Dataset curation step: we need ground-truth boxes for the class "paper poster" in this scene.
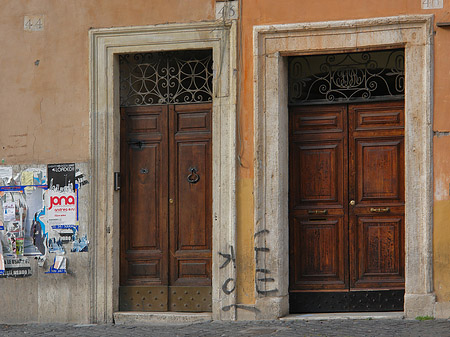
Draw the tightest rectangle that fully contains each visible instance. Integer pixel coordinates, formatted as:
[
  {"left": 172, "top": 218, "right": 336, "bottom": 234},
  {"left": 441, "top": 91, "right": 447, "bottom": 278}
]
[
  {"left": 21, "top": 171, "right": 34, "bottom": 193},
  {"left": 25, "top": 168, "right": 47, "bottom": 185},
  {"left": 24, "top": 188, "right": 46, "bottom": 256},
  {"left": 0, "top": 253, "right": 4, "bottom": 275},
  {"left": 72, "top": 234, "right": 89, "bottom": 252},
  {"left": 0, "top": 166, "right": 12, "bottom": 181},
  {"left": 0, "top": 238, "right": 4, "bottom": 275},
  {"left": 48, "top": 163, "right": 75, "bottom": 192},
  {"left": 3, "top": 202, "right": 15, "bottom": 222},
  {"left": 1, "top": 256, "right": 32, "bottom": 277},
  {"left": 46, "top": 256, "right": 67, "bottom": 274},
  {"left": 46, "top": 190, "right": 77, "bottom": 226},
  {"left": 54, "top": 256, "right": 66, "bottom": 270}
]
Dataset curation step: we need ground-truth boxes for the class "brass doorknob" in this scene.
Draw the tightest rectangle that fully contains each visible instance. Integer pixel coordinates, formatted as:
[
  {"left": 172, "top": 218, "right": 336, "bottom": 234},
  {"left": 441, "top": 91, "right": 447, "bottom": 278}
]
[
  {"left": 169, "top": 198, "right": 174, "bottom": 204},
  {"left": 349, "top": 200, "right": 356, "bottom": 206}
]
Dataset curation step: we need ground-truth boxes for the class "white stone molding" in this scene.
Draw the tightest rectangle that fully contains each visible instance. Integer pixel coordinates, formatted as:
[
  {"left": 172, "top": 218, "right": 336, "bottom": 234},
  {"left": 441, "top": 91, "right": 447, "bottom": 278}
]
[
  {"left": 253, "top": 15, "right": 434, "bottom": 318},
  {"left": 90, "top": 21, "right": 237, "bottom": 322}
]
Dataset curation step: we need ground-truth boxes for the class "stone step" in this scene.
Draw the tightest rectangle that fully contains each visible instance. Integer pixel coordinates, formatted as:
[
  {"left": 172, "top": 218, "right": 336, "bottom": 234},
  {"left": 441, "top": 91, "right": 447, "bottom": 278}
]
[{"left": 113, "top": 312, "right": 212, "bottom": 325}]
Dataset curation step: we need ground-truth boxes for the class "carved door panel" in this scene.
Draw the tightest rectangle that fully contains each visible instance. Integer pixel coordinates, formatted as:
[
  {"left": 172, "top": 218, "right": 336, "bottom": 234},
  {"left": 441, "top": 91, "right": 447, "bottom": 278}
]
[
  {"left": 289, "top": 102, "right": 404, "bottom": 313},
  {"left": 169, "top": 104, "right": 212, "bottom": 288},
  {"left": 348, "top": 102, "right": 405, "bottom": 290},
  {"left": 120, "top": 105, "right": 169, "bottom": 288},
  {"left": 289, "top": 105, "right": 349, "bottom": 291},
  {"left": 120, "top": 103, "right": 212, "bottom": 312}
]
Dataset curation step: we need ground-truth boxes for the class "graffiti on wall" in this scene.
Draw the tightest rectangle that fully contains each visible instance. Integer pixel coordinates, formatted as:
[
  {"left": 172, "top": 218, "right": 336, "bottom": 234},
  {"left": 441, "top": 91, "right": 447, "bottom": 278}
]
[
  {"left": 254, "top": 229, "right": 278, "bottom": 296},
  {"left": 218, "top": 245, "right": 260, "bottom": 314},
  {"left": 0, "top": 164, "right": 89, "bottom": 277}
]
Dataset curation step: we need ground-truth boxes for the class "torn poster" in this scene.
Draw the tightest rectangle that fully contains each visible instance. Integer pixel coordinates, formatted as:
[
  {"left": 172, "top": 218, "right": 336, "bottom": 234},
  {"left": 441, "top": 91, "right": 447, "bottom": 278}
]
[
  {"left": 45, "top": 255, "right": 66, "bottom": 274},
  {"left": 3, "top": 201, "right": 15, "bottom": 222},
  {"left": 45, "top": 190, "right": 77, "bottom": 226},
  {"left": 0, "top": 253, "right": 4, "bottom": 275},
  {"left": 47, "top": 238, "right": 65, "bottom": 254},
  {"left": 1, "top": 191, "right": 27, "bottom": 257},
  {"left": 21, "top": 171, "right": 34, "bottom": 193},
  {"left": 0, "top": 238, "right": 4, "bottom": 275},
  {"left": 23, "top": 168, "right": 47, "bottom": 186},
  {"left": 75, "top": 169, "right": 89, "bottom": 188},
  {"left": 71, "top": 234, "right": 89, "bottom": 252},
  {"left": 24, "top": 188, "right": 46, "bottom": 256},
  {"left": 0, "top": 256, "right": 32, "bottom": 277},
  {"left": 48, "top": 163, "right": 75, "bottom": 192},
  {"left": 0, "top": 166, "right": 12, "bottom": 183}
]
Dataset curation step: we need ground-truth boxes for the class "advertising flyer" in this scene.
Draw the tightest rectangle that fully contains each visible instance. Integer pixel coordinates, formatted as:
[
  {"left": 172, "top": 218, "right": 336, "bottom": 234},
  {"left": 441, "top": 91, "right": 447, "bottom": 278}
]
[
  {"left": 47, "top": 163, "right": 75, "bottom": 192},
  {"left": 46, "top": 190, "right": 77, "bottom": 226}
]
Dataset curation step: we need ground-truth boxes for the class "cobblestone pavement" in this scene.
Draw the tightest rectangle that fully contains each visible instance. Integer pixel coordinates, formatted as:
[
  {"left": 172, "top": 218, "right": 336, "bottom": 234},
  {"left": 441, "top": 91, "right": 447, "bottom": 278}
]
[{"left": 1, "top": 319, "right": 450, "bottom": 337}]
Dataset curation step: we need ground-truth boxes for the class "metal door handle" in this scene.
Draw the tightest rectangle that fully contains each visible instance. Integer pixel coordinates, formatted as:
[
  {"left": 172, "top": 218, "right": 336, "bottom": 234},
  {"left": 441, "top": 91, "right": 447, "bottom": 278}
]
[
  {"left": 307, "top": 210, "right": 328, "bottom": 215},
  {"left": 169, "top": 198, "right": 174, "bottom": 204},
  {"left": 128, "top": 140, "right": 144, "bottom": 149},
  {"left": 349, "top": 200, "right": 356, "bottom": 206},
  {"left": 370, "top": 207, "right": 390, "bottom": 213},
  {"left": 114, "top": 172, "right": 120, "bottom": 191},
  {"left": 187, "top": 167, "right": 200, "bottom": 184}
]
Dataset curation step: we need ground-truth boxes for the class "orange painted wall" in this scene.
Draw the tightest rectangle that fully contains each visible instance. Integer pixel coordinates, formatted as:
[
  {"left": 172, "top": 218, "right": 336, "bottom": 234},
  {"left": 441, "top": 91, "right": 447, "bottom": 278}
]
[{"left": 236, "top": 0, "right": 450, "bottom": 304}]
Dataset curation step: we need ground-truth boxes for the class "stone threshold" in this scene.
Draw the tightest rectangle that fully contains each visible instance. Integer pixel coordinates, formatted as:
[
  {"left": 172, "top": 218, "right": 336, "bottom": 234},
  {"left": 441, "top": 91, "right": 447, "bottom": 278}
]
[
  {"left": 280, "top": 312, "right": 404, "bottom": 321},
  {"left": 113, "top": 312, "right": 212, "bottom": 325}
]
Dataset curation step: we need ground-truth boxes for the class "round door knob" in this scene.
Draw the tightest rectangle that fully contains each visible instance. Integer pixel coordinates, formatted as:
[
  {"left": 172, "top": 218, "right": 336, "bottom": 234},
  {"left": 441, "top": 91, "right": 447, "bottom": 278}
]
[
  {"left": 349, "top": 200, "right": 356, "bottom": 206},
  {"left": 169, "top": 198, "right": 174, "bottom": 204}
]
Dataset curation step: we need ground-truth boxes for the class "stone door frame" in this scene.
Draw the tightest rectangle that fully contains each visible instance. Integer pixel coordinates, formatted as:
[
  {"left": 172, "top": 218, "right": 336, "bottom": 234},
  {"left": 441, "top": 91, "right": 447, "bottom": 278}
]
[
  {"left": 90, "top": 21, "right": 238, "bottom": 322},
  {"left": 253, "top": 15, "right": 434, "bottom": 318}
]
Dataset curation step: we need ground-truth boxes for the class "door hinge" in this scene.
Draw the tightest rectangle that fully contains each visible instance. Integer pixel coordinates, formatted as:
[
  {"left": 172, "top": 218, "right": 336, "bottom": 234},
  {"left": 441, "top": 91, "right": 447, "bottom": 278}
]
[{"left": 114, "top": 172, "right": 120, "bottom": 191}]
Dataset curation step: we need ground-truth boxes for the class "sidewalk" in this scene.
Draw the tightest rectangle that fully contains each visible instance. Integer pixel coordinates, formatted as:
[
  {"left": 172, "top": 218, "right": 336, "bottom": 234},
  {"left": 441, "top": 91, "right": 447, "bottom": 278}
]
[{"left": 1, "top": 317, "right": 450, "bottom": 337}]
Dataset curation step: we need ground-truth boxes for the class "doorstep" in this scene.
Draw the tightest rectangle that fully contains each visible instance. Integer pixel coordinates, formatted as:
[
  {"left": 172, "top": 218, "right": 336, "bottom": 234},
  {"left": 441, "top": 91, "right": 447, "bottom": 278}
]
[
  {"left": 280, "top": 312, "right": 404, "bottom": 321},
  {"left": 114, "top": 312, "right": 212, "bottom": 325}
]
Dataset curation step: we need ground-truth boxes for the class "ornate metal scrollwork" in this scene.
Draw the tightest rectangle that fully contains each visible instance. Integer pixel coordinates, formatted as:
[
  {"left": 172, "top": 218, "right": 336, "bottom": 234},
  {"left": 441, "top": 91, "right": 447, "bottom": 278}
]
[
  {"left": 187, "top": 167, "right": 200, "bottom": 184},
  {"left": 119, "top": 50, "right": 213, "bottom": 106},
  {"left": 288, "top": 49, "right": 404, "bottom": 105}
]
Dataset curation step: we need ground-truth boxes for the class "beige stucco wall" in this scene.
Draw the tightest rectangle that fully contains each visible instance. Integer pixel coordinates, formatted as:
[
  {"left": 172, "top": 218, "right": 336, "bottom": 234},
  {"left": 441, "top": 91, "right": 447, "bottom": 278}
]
[
  {"left": 0, "top": 0, "right": 216, "bottom": 324},
  {"left": 0, "top": 0, "right": 214, "bottom": 164}
]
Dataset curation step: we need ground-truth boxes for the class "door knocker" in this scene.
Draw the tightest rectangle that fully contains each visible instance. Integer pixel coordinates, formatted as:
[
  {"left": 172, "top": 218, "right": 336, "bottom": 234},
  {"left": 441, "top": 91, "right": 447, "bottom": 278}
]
[{"left": 187, "top": 167, "right": 200, "bottom": 184}]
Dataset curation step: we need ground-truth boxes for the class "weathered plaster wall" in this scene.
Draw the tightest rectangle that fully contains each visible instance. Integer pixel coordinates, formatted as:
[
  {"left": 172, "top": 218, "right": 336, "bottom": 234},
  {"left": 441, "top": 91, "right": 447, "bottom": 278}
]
[
  {"left": 0, "top": 163, "right": 90, "bottom": 323},
  {"left": 235, "top": 0, "right": 450, "bottom": 315},
  {"left": 434, "top": 135, "right": 450, "bottom": 303},
  {"left": 236, "top": 178, "right": 254, "bottom": 304},
  {"left": 2, "top": 0, "right": 450, "bottom": 321},
  {"left": 0, "top": 0, "right": 214, "bottom": 164},
  {"left": 0, "top": 0, "right": 215, "bottom": 323},
  {"left": 433, "top": 19, "right": 450, "bottom": 309}
]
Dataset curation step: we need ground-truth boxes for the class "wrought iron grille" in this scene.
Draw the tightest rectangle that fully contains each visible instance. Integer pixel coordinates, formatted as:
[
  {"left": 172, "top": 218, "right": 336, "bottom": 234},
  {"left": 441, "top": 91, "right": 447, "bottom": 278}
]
[
  {"left": 119, "top": 50, "right": 213, "bottom": 106},
  {"left": 288, "top": 49, "right": 404, "bottom": 105}
]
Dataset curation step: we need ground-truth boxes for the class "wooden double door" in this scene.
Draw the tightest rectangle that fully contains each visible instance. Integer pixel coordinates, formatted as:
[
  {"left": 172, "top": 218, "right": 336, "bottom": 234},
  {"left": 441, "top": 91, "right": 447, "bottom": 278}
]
[
  {"left": 119, "top": 103, "right": 212, "bottom": 312},
  {"left": 289, "top": 102, "right": 405, "bottom": 312}
]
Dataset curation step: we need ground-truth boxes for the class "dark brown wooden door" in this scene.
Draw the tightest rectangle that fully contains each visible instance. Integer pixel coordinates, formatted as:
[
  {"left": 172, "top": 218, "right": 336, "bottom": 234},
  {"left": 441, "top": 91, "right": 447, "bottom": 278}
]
[
  {"left": 289, "top": 102, "right": 404, "bottom": 312},
  {"left": 120, "top": 103, "right": 212, "bottom": 312}
]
